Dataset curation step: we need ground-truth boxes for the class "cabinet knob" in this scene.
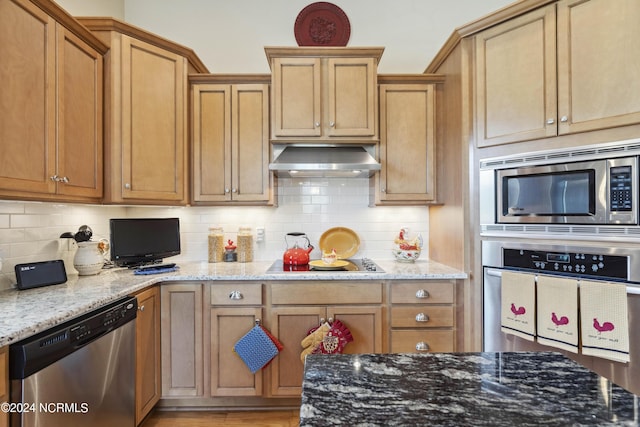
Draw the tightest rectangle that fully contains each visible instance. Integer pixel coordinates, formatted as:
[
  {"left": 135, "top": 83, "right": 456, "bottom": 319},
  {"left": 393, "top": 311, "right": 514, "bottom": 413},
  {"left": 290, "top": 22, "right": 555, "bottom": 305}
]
[
  {"left": 232, "top": 188, "right": 237, "bottom": 193},
  {"left": 50, "top": 175, "right": 70, "bottom": 183},
  {"left": 124, "top": 183, "right": 131, "bottom": 189},
  {"left": 139, "top": 305, "right": 145, "bottom": 312},
  {"left": 60, "top": 176, "right": 69, "bottom": 183},
  {"left": 381, "top": 188, "right": 386, "bottom": 193},
  {"left": 329, "top": 121, "right": 335, "bottom": 127},
  {"left": 314, "top": 122, "right": 320, "bottom": 127},
  {"left": 50, "top": 175, "right": 59, "bottom": 182},
  {"left": 415, "top": 289, "right": 430, "bottom": 299},
  {"left": 546, "top": 118, "right": 555, "bottom": 125},
  {"left": 225, "top": 188, "right": 230, "bottom": 193},
  {"left": 415, "top": 313, "right": 429, "bottom": 322},
  {"left": 560, "top": 116, "right": 568, "bottom": 122},
  {"left": 415, "top": 342, "right": 430, "bottom": 352},
  {"left": 229, "top": 290, "right": 244, "bottom": 300}
]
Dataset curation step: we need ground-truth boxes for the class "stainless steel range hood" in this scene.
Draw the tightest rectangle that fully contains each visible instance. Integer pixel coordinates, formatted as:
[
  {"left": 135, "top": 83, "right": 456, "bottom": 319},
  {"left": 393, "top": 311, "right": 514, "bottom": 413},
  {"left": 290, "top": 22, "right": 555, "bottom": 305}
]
[{"left": 269, "top": 145, "right": 381, "bottom": 178}]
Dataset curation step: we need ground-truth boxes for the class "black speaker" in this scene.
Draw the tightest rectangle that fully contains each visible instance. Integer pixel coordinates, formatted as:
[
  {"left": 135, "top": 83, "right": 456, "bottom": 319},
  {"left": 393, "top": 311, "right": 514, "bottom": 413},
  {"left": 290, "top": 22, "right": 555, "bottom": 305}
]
[{"left": 15, "top": 260, "right": 67, "bottom": 290}]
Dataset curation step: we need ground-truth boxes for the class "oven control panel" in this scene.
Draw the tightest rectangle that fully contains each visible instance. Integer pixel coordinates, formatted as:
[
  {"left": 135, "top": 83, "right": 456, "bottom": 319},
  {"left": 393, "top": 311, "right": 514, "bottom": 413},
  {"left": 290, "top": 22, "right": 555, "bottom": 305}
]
[{"left": 503, "top": 248, "right": 628, "bottom": 280}]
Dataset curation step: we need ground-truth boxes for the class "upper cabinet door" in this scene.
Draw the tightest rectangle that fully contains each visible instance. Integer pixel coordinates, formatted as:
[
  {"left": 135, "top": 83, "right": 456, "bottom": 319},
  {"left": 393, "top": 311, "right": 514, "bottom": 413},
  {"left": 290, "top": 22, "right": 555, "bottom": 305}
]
[
  {"left": 120, "top": 35, "right": 187, "bottom": 203},
  {"left": 327, "top": 58, "right": 377, "bottom": 137},
  {"left": 557, "top": 0, "right": 640, "bottom": 134},
  {"left": 0, "top": 0, "right": 56, "bottom": 194},
  {"left": 475, "top": 5, "right": 557, "bottom": 147},
  {"left": 57, "top": 26, "right": 103, "bottom": 199},
  {"left": 271, "top": 57, "right": 322, "bottom": 138}
]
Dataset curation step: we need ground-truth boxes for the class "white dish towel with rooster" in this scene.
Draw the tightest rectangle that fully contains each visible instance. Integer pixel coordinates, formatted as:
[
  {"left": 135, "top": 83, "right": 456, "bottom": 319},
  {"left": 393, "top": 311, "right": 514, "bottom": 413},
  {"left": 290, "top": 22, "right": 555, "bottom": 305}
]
[
  {"left": 579, "top": 280, "right": 629, "bottom": 363},
  {"left": 501, "top": 271, "right": 536, "bottom": 341},
  {"left": 536, "top": 275, "right": 579, "bottom": 353}
]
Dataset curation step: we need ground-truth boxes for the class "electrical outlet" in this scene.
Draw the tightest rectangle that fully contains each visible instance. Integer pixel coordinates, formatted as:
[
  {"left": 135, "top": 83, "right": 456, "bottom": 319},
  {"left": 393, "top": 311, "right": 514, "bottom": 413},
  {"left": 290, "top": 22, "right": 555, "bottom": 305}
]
[{"left": 256, "top": 227, "right": 265, "bottom": 242}]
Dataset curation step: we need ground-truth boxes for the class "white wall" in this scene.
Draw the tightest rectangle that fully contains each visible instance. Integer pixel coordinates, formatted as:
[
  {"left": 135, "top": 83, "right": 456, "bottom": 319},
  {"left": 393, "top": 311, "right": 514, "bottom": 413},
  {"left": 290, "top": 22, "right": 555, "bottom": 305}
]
[{"left": 57, "top": 0, "right": 514, "bottom": 73}]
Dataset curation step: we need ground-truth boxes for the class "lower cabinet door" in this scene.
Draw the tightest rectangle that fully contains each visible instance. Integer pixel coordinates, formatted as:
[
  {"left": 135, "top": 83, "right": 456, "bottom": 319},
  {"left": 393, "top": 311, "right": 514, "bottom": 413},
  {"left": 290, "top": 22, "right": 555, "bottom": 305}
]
[
  {"left": 135, "top": 286, "right": 161, "bottom": 425},
  {"left": 210, "top": 307, "right": 263, "bottom": 396}
]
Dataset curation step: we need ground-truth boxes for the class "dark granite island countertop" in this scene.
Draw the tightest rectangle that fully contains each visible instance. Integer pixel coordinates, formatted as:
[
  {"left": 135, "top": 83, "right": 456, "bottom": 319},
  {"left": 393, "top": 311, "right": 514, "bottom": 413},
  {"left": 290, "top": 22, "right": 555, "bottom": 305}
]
[{"left": 300, "top": 352, "right": 640, "bottom": 426}]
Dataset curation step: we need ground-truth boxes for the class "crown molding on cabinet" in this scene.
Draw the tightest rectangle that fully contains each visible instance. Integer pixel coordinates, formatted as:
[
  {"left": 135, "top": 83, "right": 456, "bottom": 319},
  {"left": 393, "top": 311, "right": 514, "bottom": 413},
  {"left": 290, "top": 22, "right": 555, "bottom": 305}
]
[
  {"left": 425, "top": 0, "right": 555, "bottom": 73},
  {"left": 77, "top": 17, "right": 209, "bottom": 73}
]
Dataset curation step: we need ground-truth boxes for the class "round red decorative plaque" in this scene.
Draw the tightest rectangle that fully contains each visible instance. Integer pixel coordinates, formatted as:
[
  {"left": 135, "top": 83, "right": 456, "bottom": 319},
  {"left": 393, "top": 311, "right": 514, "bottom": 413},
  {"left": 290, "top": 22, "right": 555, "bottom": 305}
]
[{"left": 294, "top": 2, "right": 351, "bottom": 46}]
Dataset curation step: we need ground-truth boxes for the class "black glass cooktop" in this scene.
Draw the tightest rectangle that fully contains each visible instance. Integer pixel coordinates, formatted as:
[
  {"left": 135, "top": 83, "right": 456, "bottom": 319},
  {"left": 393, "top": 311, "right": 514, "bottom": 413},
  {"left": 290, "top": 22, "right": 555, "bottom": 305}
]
[{"left": 266, "top": 258, "right": 384, "bottom": 273}]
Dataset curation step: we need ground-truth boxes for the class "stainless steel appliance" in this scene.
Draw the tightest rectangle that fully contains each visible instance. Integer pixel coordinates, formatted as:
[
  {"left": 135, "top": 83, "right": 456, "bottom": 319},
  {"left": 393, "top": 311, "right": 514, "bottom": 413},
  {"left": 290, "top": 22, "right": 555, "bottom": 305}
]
[
  {"left": 482, "top": 240, "right": 640, "bottom": 395},
  {"left": 10, "top": 296, "right": 137, "bottom": 427},
  {"left": 266, "top": 258, "right": 384, "bottom": 273},
  {"left": 479, "top": 141, "right": 640, "bottom": 237}
]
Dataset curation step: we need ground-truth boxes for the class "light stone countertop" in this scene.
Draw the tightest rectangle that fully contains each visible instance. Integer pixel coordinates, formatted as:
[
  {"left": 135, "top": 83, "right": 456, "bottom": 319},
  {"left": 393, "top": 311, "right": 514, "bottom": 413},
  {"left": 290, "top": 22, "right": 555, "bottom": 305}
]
[{"left": 0, "top": 259, "right": 466, "bottom": 347}]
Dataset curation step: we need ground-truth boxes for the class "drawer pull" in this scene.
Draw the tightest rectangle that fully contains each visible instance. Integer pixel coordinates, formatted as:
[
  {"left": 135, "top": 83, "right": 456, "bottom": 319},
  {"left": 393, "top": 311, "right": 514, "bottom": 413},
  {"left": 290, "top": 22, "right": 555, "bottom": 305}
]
[
  {"left": 416, "top": 342, "right": 430, "bottom": 352},
  {"left": 415, "top": 289, "right": 430, "bottom": 299},
  {"left": 415, "top": 313, "right": 429, "bottom": 322},
  {"left": 229, "top": 290, "right": 244, "bottom": 300}
]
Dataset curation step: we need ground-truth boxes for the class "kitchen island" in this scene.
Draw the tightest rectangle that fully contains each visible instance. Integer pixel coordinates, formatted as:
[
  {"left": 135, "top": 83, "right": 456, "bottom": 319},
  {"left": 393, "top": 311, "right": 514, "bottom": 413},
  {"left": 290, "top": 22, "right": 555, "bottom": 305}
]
[{"left": 299, "top": 352, "right": 640, "bottom": 426}]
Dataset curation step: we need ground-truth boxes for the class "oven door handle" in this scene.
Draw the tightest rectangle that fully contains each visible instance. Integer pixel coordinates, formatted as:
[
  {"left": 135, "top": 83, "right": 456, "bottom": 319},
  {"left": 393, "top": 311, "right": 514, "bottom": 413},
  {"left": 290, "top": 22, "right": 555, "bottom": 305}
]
[{"left": 484, "top": 267, "right": 640, "bottom": 295}]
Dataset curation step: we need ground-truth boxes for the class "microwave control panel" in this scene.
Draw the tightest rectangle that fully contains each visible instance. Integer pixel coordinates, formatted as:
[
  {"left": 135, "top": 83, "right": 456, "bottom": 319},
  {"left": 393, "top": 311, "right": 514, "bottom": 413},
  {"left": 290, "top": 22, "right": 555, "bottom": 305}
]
[
  {"left": 610, "top": 165, "right": 633, "bottom": 211},
  {"left": 503, "top": 248, "right": 628, "bottom": 280}
]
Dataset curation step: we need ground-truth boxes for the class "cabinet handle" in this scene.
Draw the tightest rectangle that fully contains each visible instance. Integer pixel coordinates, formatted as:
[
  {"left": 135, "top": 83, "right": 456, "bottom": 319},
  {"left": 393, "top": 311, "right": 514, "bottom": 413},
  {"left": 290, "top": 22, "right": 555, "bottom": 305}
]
[
  {"left": 415, "top": 342, "right": 430, "bottom": 352},
  {"left": 124, "top": 183, "right": 131, "bottom": 189},
  {"left": 546, "top": 118, "right": 555, "bottom": 125},
  {"left": 415, "top": 313, "right": 429, "bottom": 322},
  {"left": 229, "top": 290, "right": 244, "bottom": 300},
  {"left": 50, "top": 175, "right": 70, "bottom": 183},
  {"left": 415, "top": 289, "right": 430, "bottom": 299},
  {"left": 139, "top": 305, "right": 145, "bottom": 312},
  {"left": 560, "top": 116, "right": 568, "bottom": 123}
]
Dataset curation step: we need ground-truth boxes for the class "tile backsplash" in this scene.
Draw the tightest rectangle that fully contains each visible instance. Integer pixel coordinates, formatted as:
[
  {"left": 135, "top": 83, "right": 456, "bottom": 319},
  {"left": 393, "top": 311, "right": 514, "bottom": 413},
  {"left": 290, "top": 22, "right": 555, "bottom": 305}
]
[{"left": 0, "top": 178, "right": 429, "bottom": 290}]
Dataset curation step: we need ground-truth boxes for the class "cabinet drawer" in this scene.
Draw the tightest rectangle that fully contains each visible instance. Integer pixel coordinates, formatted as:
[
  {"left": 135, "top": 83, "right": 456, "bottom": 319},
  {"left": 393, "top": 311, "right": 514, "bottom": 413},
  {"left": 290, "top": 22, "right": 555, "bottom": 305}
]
[
  {"left": 391, "top": 306, "right": 454, "bottom": 328},
  {"left": 391, "top": 281, "right": 454, "bottom": 304},
  {"left": 211, "top": 283, "right": 262, "bottom": 305},
  {"left": 390, "top": 330, "right": 454, "bottom": 353},
  {"left": 271, "top": 282, "right": 382, "bottom": 305}
]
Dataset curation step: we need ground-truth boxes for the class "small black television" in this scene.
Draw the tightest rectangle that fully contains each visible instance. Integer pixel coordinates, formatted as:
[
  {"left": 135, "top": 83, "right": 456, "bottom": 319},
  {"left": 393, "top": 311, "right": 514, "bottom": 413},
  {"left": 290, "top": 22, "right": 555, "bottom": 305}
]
[{"left": 109, "top": 218, "right": 181, "bottom": 267}]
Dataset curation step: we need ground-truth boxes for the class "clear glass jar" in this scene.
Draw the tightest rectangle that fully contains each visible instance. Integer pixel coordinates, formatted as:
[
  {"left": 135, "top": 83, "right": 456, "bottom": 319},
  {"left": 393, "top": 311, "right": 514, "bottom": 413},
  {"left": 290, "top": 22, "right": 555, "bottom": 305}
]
[
  {"left": 237, "top": 226, "right": 253, "bottom": 263},
  {"left": 208, "top": 226, "right": 224, "bottom": 263}
]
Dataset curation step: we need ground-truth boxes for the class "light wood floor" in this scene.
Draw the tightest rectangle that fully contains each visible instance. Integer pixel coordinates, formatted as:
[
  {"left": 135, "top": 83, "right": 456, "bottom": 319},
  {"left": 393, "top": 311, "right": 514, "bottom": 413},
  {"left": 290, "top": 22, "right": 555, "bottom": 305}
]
[{"left": 141, "top": 410, "right": 300, "bottom": 427}]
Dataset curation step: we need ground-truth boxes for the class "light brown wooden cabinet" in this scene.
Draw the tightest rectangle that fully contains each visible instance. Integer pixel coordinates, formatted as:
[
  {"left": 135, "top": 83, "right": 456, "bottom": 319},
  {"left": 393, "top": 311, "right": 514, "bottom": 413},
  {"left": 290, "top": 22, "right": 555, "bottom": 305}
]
[
  {"left": 266, "top": 47, "right": 382, "bottom": 142},
  {"left": 376, "top": 81, "right": 437, "bottom": 204},
  {"left": 191, "top": 77, "right": 272, "bottom": 204},
  {"left": 134, "top": 286, "right": 161, "bottom": 425},
  {"left": 389, "top": 281, "right": 455, "bottom": 353},
  {"left": 0, "top": 346, "right": 7, "bottom": 427},
  {"left": 475, "top": 0, "right": 640, "bottom": 147},
  {"left": 209, "top": 283, "right": 264, "bottom": 397},
  {"left": 0, "top": 0, "right": 104, "bottom": 202},
  {"left": 160, "top": 283, "right": 204, "bottom": 398},
  {"left": 268, "top": 282, "right": 383, "bottom": 397},
  {"left": 79, "top": 18, "right": 208, "bottom": 205}
]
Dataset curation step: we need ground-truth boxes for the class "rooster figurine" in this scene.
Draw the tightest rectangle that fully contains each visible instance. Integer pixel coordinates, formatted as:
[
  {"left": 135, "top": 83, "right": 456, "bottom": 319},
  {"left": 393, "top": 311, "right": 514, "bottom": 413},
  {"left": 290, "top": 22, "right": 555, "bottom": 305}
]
[
  {"left": 551, "top": 312, "right": 569, "bottom": 326},
  {"left": 593, "top": 318, "right": 615, "bottom": 333},
  {"left": 510, "top": 303, "right": 526, "bottom": 316}
]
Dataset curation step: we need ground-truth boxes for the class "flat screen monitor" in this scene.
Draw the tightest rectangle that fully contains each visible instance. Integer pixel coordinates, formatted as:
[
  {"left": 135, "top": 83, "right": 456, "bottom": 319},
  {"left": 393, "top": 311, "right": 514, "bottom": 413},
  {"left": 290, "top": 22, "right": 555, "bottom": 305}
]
[{"left": 109, "top": 218, "right": 180, "bottom": 267}]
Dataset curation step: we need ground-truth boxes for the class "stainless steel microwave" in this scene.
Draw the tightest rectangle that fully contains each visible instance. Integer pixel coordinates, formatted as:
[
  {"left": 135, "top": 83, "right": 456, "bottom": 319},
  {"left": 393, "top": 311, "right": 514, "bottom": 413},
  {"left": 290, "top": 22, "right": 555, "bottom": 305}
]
[{"left": 496, "top": 156, "right": 638, "bottom": 224}]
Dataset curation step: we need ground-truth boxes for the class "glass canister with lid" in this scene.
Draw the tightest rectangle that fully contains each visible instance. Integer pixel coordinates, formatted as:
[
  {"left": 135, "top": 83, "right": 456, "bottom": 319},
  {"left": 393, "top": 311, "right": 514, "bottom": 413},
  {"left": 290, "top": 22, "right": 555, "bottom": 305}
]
[
  {"left": 236, "top": 226, "right": 254, "bottom": 263},
  {"left": 208, "top": 226, "right": 225, "bottom": 263}
]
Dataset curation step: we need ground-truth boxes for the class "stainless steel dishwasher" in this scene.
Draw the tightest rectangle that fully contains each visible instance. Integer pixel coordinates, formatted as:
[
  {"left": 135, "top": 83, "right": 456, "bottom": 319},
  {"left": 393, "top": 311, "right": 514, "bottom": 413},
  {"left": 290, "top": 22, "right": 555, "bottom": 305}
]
[{"left": 9, "top": 296, "right": 137, "bottom": 427}]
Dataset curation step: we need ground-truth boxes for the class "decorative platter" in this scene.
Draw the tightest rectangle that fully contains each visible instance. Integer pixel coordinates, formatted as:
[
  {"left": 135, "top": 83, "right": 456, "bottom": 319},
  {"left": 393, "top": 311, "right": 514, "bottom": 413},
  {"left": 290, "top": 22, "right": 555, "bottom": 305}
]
[
  {"left": 309, "top": 260, "right": 350, "bottom": 270},
  {"left": 294, "top": 2, "right": 351, "bottom": 46},
  {"left": 319, "top": 227, "right": 360, "bottom": 259}
]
